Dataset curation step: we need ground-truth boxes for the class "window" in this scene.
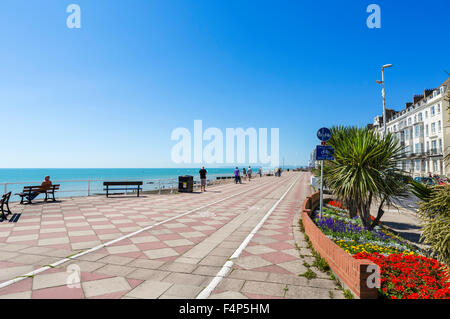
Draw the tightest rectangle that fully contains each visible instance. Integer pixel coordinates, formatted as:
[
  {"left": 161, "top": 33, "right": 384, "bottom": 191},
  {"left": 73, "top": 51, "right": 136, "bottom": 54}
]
[
  {"left": 431, "top": 106, "right": 435, "bottom": 116},
  {"left": 415, "top": 160, "right": 420, "bottom": 171},
  {"left": 433, "top": 160, "right": 438, "bottom": 172},
  {"left": 431, "top": 123, "right": 436, "bottom": 135},
  {"left": 425, "top": 125, "right": 429, "bottom": 137},
  {"left": 439, "top": 139, "right": 442, "bottom": 152},
  {"left": 426, "top": 141, "right": 429, "bottom": 151},
  {"left": 418, "top": 113, "right": 423, "bottom": 121},
  {"left": 408, "top": 117, "right": 412, "bottom": 125},
  {"left": 414, "top": 125, "right": 419, "bottom": 138},
  {"left": 432, "top": 140, "right": 437, "bottom": 151},
  {"left": 438, "top": 121, "right": 441, "bottom": 132},
  {"left": 437, "top": 104, "right": 441, "bottom": 113},
  {"left": 425, "top": 111, "right": 428, "bottom": 118},
  {"left": 414, "top": 115, "right": 417, "bottom": 123}
]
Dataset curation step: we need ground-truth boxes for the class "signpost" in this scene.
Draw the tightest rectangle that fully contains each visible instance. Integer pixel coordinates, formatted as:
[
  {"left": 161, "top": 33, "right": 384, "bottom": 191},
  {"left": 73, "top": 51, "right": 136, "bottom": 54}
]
[{"left": 316, "top": 128, "right": 334, "bottom": 218}]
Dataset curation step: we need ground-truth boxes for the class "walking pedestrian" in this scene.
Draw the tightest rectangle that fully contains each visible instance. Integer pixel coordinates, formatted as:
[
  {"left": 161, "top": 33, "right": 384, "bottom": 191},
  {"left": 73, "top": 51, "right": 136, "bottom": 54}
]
[
  {"left": 199, "top": 166, "right": 207, "bottom": 192},
  {"left": 247, "top": 166, "right": 252, "bottom": 181},
  {"left": 259, "top": 167, "right": 262, "bottom": 178},
  {"left": 242, "top": 167, "right": 247, "bottom": 181},
  {"left": 234, "top": 167, "right": 241, "bottom": 184}
]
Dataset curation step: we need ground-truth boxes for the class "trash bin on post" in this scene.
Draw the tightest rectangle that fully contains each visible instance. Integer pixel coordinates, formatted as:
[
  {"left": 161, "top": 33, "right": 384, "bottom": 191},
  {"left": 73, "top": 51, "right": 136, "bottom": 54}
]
[{"left": 178, "top": 175, "right": 194, "bottom": 193}]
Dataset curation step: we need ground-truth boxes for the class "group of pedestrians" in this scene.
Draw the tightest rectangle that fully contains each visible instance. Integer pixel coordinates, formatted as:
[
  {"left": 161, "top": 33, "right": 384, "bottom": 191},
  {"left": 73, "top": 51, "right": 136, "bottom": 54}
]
[
  {"left": 198, "top": 166, "right": 266, "bottom": 192},
  {"left": 233, "top": 166, "right": 263, "bottom": 184},
  {"left": 275, "top": 167, "right": 282, "bottom": 177}
]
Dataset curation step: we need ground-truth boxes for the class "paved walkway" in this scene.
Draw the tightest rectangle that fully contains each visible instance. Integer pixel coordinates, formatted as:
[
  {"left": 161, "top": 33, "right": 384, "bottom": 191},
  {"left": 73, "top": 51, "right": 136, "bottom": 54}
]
[
  {"left": 370, "top": 194, "right": 426, "bottom": 249},
  {"left": 0, "top": 172, "right": 343, "bottom": 299}
]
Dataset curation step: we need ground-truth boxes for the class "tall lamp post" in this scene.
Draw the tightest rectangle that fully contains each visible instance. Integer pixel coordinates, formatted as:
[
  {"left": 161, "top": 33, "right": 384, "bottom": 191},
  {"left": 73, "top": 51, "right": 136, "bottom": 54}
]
[{"left": 377, "top": 64, "right": 393, "bottom": 135}]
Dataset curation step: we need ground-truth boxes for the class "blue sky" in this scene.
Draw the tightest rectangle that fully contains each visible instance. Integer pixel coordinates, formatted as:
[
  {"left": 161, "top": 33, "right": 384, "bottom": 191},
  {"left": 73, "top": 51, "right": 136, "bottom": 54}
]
[{"left": 0, "top": 0, "right": 449, "bottom": 168}]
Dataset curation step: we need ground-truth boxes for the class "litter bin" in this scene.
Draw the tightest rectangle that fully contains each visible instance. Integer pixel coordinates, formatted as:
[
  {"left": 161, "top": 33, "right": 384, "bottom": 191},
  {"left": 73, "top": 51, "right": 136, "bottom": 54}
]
[{"left": 178, "top": 175, "right": 194, "bottom": 193}]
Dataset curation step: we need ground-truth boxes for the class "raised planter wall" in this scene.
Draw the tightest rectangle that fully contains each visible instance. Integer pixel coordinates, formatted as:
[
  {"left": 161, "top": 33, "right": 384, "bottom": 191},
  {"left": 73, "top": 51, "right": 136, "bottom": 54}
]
[{"left": 301, "top": 192, "right": 378, "bottom": 299}]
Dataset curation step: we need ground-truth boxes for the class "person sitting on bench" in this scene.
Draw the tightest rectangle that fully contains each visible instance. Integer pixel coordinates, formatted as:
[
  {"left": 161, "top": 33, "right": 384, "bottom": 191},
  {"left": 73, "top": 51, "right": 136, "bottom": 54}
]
[{"left": 28, "top": 176, "right": 52, "bottom": 201}]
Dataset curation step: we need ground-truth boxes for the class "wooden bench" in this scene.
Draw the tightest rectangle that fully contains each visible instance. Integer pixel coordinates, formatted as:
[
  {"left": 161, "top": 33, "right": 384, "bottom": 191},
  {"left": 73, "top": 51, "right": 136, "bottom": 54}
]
[
  {"left": 15, "top": 185, "right": 60, "bottom": 204},
  {"left": 103, "top": 181, "right": 143, "bottom": 197},
  {"left": 1, "top": 192, "right": 12, "bottom": 222}
]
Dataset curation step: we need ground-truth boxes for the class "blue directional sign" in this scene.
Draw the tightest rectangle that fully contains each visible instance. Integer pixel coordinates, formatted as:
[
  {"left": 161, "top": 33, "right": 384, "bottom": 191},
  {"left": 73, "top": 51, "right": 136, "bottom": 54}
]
[
  {"left": 316, "top": 145, "right": 335, "bottom": 161},
  {"left": 317, "top": 127, "right": 332, "bottom": 142}
]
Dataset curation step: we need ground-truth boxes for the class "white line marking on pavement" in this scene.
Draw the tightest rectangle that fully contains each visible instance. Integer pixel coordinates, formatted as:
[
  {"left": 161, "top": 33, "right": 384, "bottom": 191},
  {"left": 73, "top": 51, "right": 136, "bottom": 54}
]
[
  {"left": 0, "top": 175, "right": 294, "bottom": 290},
  {"left": 196, "top": 174, "right": 302, "bottom": 299}
]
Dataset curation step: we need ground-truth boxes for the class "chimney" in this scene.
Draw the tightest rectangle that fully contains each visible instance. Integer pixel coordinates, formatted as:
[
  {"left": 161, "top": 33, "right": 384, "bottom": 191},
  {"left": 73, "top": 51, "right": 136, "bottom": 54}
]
[
  {"left": 413, "top": 95, "right": 423, "bottom": 104},
  {"left": 405, "top": 102, "right": 412, "bottom": 109},
  {"left": 424, "top": 89, "right": 434, "bottom": 98}
]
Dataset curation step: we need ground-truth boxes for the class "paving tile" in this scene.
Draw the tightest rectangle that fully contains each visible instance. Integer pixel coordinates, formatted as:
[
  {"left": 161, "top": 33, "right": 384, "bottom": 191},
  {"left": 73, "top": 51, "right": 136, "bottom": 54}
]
[
  {"left": 7, "top": 254, "right": 48, "bottom": 265},
  {"left": 0, "top": 291, "right": 32, "bottom": 299},
  {"left": 215, "top": 278, "right": 245, "bottom": 291},
  {"left": 161, "top": 284, "right": 202, "bottom": 298},
  {"left": 210, "top": 291, "right": 248, "bottom": 299},
  {"left": 96, "top": 265, "right": 137, "bottom": 277},
  {"left": 126, "top": 269, "right": 171, "bottom": 281},
  {"left": 33, "top": 271, "right": 74, "bottom": 290},
  {"left": 32, "top": 285, "right": 84, "bottom": 299},
  {"left": 277, "top": 260, "right": 308, "bottom": 274},
  {"left": 6, "top": 234, "right": 39, "bottom": 243},
  {"left": 159, "top": 262, "right": 197, "bottom": 273},
  {"left": 125, "top": 280, "right": 172, "bottom": 299},
  {"left": 241, "top": 281, "right": 286, "bottom": 297},
  {"left": 144, "top": 248, "right": 179, "bottom": 259},
  {"left": 193, "top": 265, "right": 221, "bottom": 276},
  {"left": 127, "top": 259, "right": 166, "bottom": 270},
  {"left": 82, "top": 277, "right": 131, "bottom": 298},
  {"left": 199, "top": 255, "right": 228, "bottom": 267},
  {"left": 163, "top": 273, "right": 210, "bottom": 287},
  {"left": 234, "top": 255, "right": 272, "bottom": 270},
  {"left": 284, "top": 285, "right": 331, "bottom": 299},
  {"left": 106, "top": 244, "right": 139, "bottom": 255},
  {"left": 38, "top": 237, "right": 70, "bottom": 246},
  {"left": 0, "top": 265, "right": 34, "bottom": 282},
  {"left": 229, "top": 269, "right": 269, "bottom": 281},
  {"left": 245, "top": 245, "right": 277, "bottom": 255},
  {"left": 98, "top": 255, "right": 135, "bottom": 266}
]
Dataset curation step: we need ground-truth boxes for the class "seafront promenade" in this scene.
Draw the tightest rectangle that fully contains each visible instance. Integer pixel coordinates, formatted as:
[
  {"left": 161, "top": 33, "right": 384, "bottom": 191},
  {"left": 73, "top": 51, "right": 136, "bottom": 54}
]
[{"left": 0, "top": 172, "right": 344, "bottom": 299}]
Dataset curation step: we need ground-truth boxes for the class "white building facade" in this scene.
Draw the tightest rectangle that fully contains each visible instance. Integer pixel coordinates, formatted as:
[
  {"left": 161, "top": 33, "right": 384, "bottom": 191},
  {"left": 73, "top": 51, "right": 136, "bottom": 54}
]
[{"left": 371, "top": 78, "right": 449, "bottom": 178}]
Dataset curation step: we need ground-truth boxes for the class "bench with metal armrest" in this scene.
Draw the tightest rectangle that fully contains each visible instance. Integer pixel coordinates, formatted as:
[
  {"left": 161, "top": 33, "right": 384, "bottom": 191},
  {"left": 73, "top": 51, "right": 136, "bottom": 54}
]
[
  {"left": 1, "top": 192, "right": 12, "bottom": 221},
  {"left": 15, "top": 185, "right": 60, "bottom": 204}
]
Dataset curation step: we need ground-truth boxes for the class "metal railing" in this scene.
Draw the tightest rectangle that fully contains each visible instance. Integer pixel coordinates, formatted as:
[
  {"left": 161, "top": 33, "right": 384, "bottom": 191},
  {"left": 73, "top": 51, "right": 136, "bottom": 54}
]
[{"left": 1, "top": 173, "right": 235, "bottom": 202}]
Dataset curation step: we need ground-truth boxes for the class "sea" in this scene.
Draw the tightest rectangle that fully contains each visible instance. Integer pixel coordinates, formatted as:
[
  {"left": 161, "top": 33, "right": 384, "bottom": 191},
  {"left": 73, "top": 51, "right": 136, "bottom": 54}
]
[{"left": 0, "top": 168, "right": 274, "bottom": 202}]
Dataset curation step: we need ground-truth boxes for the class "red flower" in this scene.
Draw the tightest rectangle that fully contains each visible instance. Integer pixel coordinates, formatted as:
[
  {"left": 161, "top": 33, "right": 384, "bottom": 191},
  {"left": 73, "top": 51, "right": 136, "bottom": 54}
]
[{"left": 353, "top": 252, "right": 450, "bottom": 299}]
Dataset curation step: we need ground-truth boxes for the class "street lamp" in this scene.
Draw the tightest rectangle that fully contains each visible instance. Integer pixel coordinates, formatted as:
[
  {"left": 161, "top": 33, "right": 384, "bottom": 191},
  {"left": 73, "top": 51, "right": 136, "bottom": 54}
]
[{"left": 377, "top": 64, "right": 393, "bottom": 135}]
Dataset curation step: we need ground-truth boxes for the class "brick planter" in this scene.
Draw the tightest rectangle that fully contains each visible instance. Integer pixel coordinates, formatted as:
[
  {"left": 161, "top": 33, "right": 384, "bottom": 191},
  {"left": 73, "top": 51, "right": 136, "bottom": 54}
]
[{"left": 301, "top": 192, "right": 378, "bottom": 299}]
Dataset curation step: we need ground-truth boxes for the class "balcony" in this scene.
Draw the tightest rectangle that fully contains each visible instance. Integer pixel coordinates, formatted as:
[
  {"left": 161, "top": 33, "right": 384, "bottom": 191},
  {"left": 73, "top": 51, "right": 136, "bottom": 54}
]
[
  {"left": 413, "top": 151, "right": 426, "bottom": 158},
  {"left": 428, "top": 148, "right": 443, "bottom": 156}
]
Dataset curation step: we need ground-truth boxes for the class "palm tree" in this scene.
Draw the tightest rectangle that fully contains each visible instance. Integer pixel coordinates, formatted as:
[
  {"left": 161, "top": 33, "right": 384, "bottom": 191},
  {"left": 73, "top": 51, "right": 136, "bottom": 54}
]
[{"left": 323, "top": 126, "right": 408, "bottom": 229}]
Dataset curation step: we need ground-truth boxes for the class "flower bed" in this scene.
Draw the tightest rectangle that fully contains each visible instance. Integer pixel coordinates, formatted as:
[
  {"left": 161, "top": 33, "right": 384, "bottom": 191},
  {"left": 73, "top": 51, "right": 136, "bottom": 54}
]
[
  {"left": 354, "top": 253, "right": 450, "bottom": 299},
  {"left": 314, "top": 207, "right": 416, "bottom": 256},
  {"left": 312, "top": 205, "right": 450, "bottom": 299}
]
